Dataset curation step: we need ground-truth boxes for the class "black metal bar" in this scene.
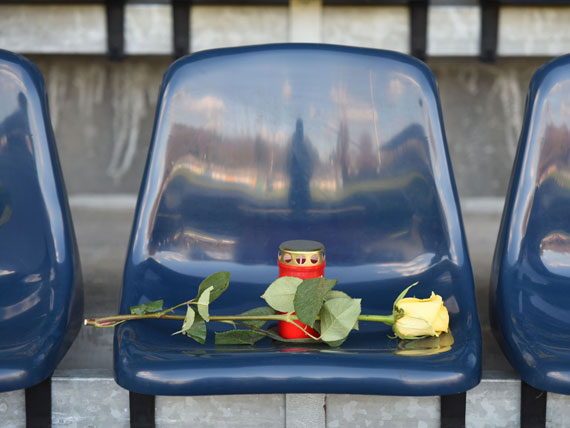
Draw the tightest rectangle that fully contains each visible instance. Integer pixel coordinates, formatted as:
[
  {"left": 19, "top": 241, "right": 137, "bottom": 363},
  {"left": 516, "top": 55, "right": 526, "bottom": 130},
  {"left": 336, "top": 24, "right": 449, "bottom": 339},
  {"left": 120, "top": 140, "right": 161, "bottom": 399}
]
[
  {"left": 323, "top": 0, "right": 413, "bottom": 4},
  {"left": 499, "top": 0, "right": 570, "bottom": 3},
  {"left": 25, "top": 376, "right": 52, "bottom": 428},
  {"left": 172, "top": 0, "right": 191, "bottom": 58},
  {"left": 410, "top": 0, "right": 428, "bottom": 60},
  {"left": 0, "top": 0, "right": 169, "bottom": 3},
  {"left": 130, "top": 391, "right": 156, "bottom": 428},
  {"left": 521, "top": 381, "right": 546, "bottom": 428},
  {"left": 3, "top": 0, "right": 570, "bottom": 4},
  {"left": 480, "top": 0, "right": 499, "bottom": 62},
  {"left": 440, "top": 392, "right": 466, "bottom": 428},
  {"left": 106, "top": 0, "right": 126, "bottom": 61}
]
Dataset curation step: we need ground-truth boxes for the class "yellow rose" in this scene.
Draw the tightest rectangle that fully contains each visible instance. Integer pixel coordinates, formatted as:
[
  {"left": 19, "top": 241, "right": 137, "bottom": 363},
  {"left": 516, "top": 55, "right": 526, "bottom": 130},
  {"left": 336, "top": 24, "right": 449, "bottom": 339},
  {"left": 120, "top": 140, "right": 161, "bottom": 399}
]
[{"left": 393, "top": 292, "right": 449, "bottom": 339}]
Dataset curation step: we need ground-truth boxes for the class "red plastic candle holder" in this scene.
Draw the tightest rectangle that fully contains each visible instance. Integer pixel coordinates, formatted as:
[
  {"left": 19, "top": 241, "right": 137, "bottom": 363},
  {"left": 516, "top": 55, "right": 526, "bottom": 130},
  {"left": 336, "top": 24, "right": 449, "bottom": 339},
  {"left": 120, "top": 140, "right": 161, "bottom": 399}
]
[{"left": 277, "top": 240, "right": 325, "bottom": 339}]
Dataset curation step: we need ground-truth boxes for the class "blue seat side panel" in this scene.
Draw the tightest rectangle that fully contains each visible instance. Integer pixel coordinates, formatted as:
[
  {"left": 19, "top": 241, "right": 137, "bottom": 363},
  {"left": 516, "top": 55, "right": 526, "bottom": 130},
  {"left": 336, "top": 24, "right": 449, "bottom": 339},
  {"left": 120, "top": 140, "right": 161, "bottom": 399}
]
[
  {"left": 491, "top": 54, "right": 570, "bottom": 394},
  {"left": 0, "top": 50, "right": 83, "bottom": 392}
]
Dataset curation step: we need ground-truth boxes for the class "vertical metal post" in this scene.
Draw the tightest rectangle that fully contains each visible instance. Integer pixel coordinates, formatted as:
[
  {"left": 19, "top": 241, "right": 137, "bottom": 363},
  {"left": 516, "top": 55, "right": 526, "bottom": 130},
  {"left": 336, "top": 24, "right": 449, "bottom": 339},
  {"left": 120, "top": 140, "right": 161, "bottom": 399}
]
[
  {"left": 410, "top": 0, "right": 428, "bottom": 60},
  {"left": 106, "top": 0, "right": 126, "bottom": 60},
  {"left": 521, "top": 381, "right": 546, "bottom": 428},
  {"left": 480, "top": 0, "right": 499, "bottom": 62},
  {"left": 173, "top": 0, "right": 191, "bottom": 59},
  {"left": 25, "top": 376, "right": 52, "bottom": 428},
  {"left": 130, "top": 391, "right": 156, "bottom": 428},
  {"left": 440, "top": 392, "right": 466, "bottom": 428}
]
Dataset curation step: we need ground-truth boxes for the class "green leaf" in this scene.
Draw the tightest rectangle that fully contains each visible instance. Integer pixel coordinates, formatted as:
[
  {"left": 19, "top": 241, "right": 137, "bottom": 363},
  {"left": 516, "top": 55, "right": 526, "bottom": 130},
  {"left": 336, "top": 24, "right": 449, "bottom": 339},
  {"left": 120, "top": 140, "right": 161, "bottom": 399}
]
[
  {"left": 325, "top": 293, "right": 359, "bottom": 329},
  {"left": 393, "top": 281, "right": 419, "bottom": 312},
  {"left": 324, "top": 337, "right": 348, "bottom": 347},
  {"left": 324, "top": 290, "right": 351, "bottom": 301},
  {"left": 130, "top": 299, "right": 164, "bottom": 315},
  {"left": 239, "top": 306, "right": 277, "bottom": 329},
  {"left": 215, "top": 330, "right": 267, "bottom": 345},
  {"left": 319, "top": 298, "right": 361, "bottom": 344},
  {"left": 172, "top": 305, "right": 195, "bottom": 335},
  {"left": 261, "top": 276, "right": 303, "bottom": 312},
  {"left": 293, "top": 277, "right": 338, "bottom": 327},
  {"left": 197, "top": 271, "right": 230, "bottom": 303},
  {"left": 197, "top": 286, "right": 213, "bottom": 321},
  {"left": 186, "top": 319, "right": 207, "bottom": 344}
]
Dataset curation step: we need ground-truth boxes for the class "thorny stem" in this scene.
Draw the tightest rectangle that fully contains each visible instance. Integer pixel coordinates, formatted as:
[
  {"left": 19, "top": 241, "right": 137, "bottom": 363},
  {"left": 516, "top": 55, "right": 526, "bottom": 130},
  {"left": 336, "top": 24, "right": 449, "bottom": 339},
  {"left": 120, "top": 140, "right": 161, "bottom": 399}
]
[{"left": 84, "top": 313, "right": 397, "bottom": 328}]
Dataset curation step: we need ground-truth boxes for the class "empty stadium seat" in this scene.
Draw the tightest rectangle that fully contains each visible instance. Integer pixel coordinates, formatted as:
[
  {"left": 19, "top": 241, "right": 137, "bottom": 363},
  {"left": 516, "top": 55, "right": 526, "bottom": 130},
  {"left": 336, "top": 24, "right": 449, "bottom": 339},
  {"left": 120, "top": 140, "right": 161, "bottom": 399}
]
[
  {"left": 491, "top": 54, "right": 570, "bottom": 394},
  {"left": 0, "top": 50, "right": 83, "bottom": 393},
  {"left": 115, "top": 44, "right": 481, "bottom": 397}
]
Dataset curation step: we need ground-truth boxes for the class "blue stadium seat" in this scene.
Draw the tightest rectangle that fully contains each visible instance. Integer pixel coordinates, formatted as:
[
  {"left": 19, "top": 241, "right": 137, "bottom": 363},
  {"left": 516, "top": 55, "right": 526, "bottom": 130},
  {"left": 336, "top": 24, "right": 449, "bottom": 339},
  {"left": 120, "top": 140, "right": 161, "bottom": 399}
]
[
  {"left": 491, "top": 54, "right": 570, "bottom": 394},
  {"left": 115, "top": 44, "right": 481, "bottom": 396},
  {"left": 0, "top": 50, "right": 83, "bottom": 392}
]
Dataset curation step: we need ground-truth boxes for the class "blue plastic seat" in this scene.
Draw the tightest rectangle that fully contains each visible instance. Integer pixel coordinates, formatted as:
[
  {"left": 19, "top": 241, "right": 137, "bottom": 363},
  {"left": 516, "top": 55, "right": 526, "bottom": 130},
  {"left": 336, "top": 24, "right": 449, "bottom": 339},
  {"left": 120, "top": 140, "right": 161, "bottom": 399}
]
[
  {"left": 115, "top": 44, "right": 481, "bottom": 396},
  {"left": 0, "top": 50, "right": 82, "bottom": 392},
  {"left": 491, "top": 54, "right": 570, "bottom": 394}
]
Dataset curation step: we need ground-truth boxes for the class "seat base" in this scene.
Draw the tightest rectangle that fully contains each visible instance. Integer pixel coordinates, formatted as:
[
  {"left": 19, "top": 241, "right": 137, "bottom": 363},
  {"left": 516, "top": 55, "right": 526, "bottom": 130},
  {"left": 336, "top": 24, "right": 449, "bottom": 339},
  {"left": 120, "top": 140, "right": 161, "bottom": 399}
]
[{"left": 114, "top": 320, "right": 480, "bottom": 396}]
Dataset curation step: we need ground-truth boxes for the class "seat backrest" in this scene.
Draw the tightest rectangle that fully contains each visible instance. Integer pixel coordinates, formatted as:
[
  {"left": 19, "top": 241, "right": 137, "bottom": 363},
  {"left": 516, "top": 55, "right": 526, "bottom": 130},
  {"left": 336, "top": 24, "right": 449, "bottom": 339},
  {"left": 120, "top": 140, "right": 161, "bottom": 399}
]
[
  {"left": 0, "top": 50, "right": 82, "bottom": 369},
  {"left": 122, "top": 45, "right": 476, "bottom": 326},
  {"left": 491, "top": 54, "right": 570, "bottom": 335}
]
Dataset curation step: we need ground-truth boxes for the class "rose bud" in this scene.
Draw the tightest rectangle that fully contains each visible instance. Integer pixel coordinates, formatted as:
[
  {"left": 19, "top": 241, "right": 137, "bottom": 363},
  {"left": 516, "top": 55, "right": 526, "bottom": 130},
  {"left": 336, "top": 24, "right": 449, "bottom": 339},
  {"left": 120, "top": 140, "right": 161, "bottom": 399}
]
[{"left": 392, "top": 292, "right": 449, "bottom": 340}]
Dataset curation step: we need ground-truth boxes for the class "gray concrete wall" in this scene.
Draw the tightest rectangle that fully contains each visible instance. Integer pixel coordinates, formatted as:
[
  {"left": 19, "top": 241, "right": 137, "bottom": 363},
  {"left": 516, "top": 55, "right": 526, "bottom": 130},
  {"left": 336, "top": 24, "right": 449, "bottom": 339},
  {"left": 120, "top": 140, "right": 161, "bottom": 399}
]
[
  {"left": 30, "top": 56, "right": 546, "bottom": 199},
  {"left": 2, "top": 3, "right": 565, "bottom": 200}
]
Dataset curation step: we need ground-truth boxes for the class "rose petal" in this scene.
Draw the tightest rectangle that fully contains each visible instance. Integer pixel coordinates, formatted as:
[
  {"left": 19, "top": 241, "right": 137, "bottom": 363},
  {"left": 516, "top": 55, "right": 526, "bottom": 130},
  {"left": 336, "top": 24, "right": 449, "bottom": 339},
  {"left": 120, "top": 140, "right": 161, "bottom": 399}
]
[
  {"left": 397, "top": 293, "right": 443, "bottom": 325},
  {"left": 394, "top": 315, "right": 436, "bottom": 337}
]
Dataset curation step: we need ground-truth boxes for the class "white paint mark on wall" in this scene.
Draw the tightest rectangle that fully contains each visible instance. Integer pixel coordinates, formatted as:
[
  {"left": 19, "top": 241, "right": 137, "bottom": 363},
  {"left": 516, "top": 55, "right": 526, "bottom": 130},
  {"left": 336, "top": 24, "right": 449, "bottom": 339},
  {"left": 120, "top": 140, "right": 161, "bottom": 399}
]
[
  {"left": 498, "top": 7, "right": 570, "bottom": 56},
  {"left": 191, "top": 6, "right": 288, "bottom": 53},
  {"left": 289, "top": 0, "right": 322, "bottom": 43},
  {"left": 489, "top": 68, "right": 523, "bottom": 159},
  {"left": 322, "top": 6, "right": 409, "bottom": 53},
  {"left": 108, "top": 63, "right": 154, "bottom": 181},
  {"left": 45, "top": 62, "right": 70, "bottom": 133},
  {"left": 0, "top": 5, "right": 105, "bottom": 54},
  {"left": 427, "top": 6, "right": 480, "bottom": 56},
  {"left": 125, "top": 4, "right": 172, "bottom": 55}
]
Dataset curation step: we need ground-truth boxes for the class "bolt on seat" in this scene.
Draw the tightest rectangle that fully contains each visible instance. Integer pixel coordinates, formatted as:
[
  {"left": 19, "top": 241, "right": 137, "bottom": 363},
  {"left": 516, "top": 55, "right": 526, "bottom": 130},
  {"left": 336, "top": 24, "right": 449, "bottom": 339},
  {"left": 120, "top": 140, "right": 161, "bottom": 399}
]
[{"left": 115, "top": 44, "right": 481, "bottom": 396}]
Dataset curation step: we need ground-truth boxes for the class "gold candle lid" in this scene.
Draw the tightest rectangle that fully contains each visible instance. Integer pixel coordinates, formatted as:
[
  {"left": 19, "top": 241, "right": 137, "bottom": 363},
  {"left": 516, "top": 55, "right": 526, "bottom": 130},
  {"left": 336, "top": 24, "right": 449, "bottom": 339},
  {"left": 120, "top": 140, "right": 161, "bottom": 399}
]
[{"left": 278, "top": 240, "right": 325, "bottom": 266}]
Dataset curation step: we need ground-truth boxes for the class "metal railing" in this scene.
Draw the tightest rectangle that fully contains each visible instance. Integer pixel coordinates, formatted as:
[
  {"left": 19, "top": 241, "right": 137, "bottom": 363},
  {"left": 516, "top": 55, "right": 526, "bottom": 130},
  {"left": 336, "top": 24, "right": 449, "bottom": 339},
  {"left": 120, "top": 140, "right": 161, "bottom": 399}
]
[
  {"left": 3, "top": 0, "right": 570, "bottom": 61},
  {"left": 0, "top": 0, "right": 428, "bottom": 60}
]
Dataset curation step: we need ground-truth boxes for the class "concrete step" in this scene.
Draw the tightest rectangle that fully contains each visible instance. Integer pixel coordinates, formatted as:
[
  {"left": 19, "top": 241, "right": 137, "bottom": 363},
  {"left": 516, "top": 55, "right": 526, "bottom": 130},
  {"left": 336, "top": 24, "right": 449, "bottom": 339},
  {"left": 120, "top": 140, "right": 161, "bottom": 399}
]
[{"left": 2, "top": 373, "right": 569, "bottom": 428}]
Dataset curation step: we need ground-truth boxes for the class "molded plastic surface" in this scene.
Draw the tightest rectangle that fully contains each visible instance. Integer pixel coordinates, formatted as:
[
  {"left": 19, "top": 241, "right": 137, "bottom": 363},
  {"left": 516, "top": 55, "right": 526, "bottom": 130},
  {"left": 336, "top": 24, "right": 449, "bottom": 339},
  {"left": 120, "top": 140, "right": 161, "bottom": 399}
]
[
  {"left": 0, "top": 50, "right": 82, "bottom": 392},
  {"left": 115, "top": 44, "right": 481, "bottom": 396},
  {"left": 491, "top": 54, "right": 570, "bottom": 394}
]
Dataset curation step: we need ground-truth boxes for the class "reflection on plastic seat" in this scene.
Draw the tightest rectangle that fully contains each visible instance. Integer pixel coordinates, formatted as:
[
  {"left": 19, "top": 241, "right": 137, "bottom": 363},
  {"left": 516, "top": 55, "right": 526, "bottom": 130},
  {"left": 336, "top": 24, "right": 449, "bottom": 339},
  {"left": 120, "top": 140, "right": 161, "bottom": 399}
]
[
  {"left": 115, "top": 44, "right": 480, "bottom": 396},
  {"left": 0, "top": 50, "right": 82, "bottom": 392},
  {"left": 491, "top": 54, "right": 570, "bottom": 394}
]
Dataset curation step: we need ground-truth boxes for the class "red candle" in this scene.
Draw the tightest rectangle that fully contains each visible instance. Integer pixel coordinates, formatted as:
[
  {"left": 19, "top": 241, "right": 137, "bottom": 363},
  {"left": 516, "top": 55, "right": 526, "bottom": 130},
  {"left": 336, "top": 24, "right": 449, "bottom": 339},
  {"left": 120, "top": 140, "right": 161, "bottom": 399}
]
[{"left": 277, "top": 240, "right": 325, "bottom": 339}]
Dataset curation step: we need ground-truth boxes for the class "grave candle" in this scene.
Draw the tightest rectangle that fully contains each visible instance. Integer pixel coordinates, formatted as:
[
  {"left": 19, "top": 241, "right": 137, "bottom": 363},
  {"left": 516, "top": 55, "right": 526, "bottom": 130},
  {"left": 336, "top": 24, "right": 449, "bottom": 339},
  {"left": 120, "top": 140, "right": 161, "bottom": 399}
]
[{"left": 277, "top": 240, "right": 325, "bottom": 339}]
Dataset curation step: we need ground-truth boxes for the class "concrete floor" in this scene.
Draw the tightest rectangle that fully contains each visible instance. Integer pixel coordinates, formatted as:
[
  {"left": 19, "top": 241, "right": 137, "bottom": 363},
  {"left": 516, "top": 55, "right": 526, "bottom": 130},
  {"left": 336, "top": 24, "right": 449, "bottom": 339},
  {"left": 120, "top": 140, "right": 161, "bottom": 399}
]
[{"left": 57, "top": 205, "right": 516, "bottom": 379}]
